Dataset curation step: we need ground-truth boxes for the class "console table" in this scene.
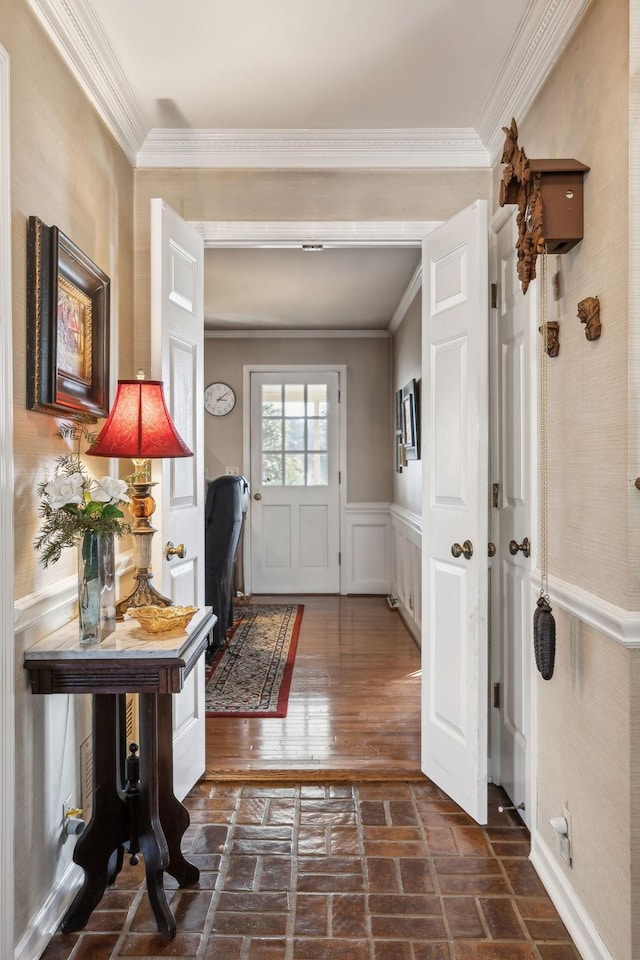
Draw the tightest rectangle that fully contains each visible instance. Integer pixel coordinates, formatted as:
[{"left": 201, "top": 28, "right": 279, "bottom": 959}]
[{"left": 24, "top": 606, "right": 215, "bottom": 939}]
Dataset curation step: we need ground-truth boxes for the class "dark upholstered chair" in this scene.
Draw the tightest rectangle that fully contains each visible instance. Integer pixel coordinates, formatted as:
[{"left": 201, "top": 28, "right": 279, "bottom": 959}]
[{"left": 204, "top": 475, "right": 247, "bottom": 656}]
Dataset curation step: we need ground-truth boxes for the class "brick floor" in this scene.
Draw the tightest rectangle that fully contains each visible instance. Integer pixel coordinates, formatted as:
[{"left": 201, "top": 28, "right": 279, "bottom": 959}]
[{"left": 40, "top": 781, "right": 582, "bottom": 960}]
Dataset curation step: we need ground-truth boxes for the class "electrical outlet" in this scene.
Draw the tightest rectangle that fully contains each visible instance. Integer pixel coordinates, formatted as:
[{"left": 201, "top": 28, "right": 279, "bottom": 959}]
[
  {"left": 62, "top": 795, "right": 73, "bottom": 843},
  {"left": 560, "top": 804, "right": 572, "bottom": 867}
]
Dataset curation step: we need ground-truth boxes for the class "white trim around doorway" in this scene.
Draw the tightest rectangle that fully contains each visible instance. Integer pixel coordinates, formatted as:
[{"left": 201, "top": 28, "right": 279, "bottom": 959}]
[{"left": 0, "top": 41, "right": 14, "bottom": 960}]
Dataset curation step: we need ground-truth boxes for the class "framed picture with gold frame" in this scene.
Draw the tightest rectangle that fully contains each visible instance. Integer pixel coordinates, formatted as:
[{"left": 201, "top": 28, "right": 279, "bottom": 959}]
[{"left": 27, "top": 216, "right": 110, "bottom": 418}]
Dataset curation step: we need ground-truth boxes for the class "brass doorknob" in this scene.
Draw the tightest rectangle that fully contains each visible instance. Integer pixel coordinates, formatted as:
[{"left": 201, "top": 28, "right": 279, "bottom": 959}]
[
  {"left": 488, "top": 542, "right": 496, "bottom": 557},
  {"left": 451, "top": 540, "right": 473, "bottom": 560},
  {"left": 509, "top": 537, "right": 530, "bottom": 558},
  {"left": 253, "top": 492, "right": 262, "bottom": 500},
  {"left": 165, "top": 541, "right": 186, "bottom": 561}
]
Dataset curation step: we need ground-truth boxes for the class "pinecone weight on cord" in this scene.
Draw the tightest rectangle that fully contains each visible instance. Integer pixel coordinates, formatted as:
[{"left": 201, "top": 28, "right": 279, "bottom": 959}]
[{"left": 533, "top": 595, "right": 555, "bottom": 680}]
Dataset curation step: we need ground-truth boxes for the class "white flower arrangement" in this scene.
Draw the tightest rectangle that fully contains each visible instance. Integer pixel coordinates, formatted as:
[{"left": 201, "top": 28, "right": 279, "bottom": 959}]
[{"left": 35, "top": 420, "right": 131, "bottom": 568}]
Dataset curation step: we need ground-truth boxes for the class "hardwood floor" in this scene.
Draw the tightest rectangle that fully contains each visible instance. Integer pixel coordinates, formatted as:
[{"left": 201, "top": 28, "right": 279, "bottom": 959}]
[{"left": 204, "top": 595, "right": 423, "bottom": 780}]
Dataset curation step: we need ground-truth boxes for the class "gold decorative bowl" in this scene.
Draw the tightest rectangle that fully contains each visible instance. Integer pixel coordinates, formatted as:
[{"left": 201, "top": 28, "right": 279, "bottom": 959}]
[{"left": 129, "top": 605, "right": 198, "bottom": 635}]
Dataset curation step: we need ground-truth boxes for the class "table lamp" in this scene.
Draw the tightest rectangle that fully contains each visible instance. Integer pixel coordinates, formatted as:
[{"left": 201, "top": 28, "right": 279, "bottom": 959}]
[{"left": 87, "top": 371, "right": 192, "bottom": 618}]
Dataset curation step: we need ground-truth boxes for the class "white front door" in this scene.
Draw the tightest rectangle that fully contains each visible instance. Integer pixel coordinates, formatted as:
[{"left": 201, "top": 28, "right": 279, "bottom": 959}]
[
  {"left": 494, "top": 212, "right": 534, "bottom": 825},
  {"left": 250, "top": 370, "right": 340, "bottom": 593},
  {"left": 421, "top": 200, "right": 489, "bottom": 824},
  {"left": 150, "top": 198, "right": 206, "bottom": 800}
]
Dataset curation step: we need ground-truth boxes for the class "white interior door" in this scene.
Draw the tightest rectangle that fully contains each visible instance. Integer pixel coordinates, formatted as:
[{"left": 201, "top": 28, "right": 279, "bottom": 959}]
[
  {"left": 421, "top": 200, "right": 489, "bottom": 824},
  {"left": 150, "top": 198, "right": 205, "bottom": 800},
  {"left": 494, "top": 212, "right": 534, "bottom": 824},
  {"left": 250, "top": 370, "right": 340, "bottom": 593}
]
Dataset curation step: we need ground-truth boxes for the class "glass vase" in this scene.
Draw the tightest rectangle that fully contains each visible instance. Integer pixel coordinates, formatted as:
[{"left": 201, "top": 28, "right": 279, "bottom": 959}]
[{"left": 78, "top": 530, "right": 116, "bottom": 646}]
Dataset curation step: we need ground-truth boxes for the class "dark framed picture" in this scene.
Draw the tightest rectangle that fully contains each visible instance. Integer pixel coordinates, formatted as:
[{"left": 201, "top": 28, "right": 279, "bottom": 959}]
[
  {"left": 401, "top": 378, "right": 420, "bottom": 460},
  {"left": 395, "top": 433, "right": 404, "bottom": 473},
  {"left": 395, "top": 389, "right": 403, "bottom": 431},
  {"left": 27, "top": 216, "right": 111, "bottom": 418}
]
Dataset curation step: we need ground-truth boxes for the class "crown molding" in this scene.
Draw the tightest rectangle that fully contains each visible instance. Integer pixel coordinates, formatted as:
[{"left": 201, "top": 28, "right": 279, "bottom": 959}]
[
  {"left": 192, "top": 221, "right": 440, "bottom": 246},
  {"left": 137, "top": 128, "right": 489, "bottom": 169},
  {"left": 204, "top": 328, "right": 390, "bottom": 339},
  {"left": 389, "top": 264, "right": 422, "bottom": 334},
  {"left": 475, "top": 0, "right": 592, "bottom": 163},
  {"left": 27, "top": 0, "right": 590, "bottom": 170},
  {"left": 26, "top": 0, "right": 147, "bottom": 163}
]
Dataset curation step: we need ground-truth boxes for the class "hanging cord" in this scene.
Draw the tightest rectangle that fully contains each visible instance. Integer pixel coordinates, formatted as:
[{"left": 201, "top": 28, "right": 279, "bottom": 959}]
[
  {"left": 539, "top": 249, "right": 549, "bottom": 598},
  {"left": 534, "top": 248, "right": 556, "bottom": 680}
]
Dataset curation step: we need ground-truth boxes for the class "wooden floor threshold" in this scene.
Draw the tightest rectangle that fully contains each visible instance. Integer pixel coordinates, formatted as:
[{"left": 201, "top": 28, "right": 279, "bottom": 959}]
[{"left": 202, "top": 766, "right": 426, "bottom": 782}]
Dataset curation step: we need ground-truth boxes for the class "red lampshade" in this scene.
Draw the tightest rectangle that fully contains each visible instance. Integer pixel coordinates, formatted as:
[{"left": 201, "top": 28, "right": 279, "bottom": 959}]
[{"left": 87, "top": 379, "right": 193, "bottom": 459}]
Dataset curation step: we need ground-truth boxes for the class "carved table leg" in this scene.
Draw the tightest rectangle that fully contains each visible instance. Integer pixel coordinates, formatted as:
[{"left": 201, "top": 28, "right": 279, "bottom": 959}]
[
  {"left": 61, "top": 695, "right": 128, "bottom": 933},
  {"left": 137, "top": 692, "right": 176, "bottom": 938},
  {"left": 157, "top": 692, "right": 200, "bottom": 886}
]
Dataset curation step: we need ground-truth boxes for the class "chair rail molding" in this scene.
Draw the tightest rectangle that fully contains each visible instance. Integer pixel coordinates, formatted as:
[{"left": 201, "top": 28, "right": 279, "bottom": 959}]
[{"left": 531, "top": 569, "right": 640, "bottom": 648}]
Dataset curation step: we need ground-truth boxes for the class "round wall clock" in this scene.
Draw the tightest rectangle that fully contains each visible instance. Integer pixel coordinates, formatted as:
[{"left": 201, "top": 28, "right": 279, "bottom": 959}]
[{"left": 204, "top": 382, "right": 236, "bottom": 416}]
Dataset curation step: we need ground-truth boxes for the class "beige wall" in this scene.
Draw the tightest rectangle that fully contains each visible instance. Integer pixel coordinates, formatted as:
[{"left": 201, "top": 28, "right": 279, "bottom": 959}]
[
  {"left": 501, "top": 1, "right": 635, "bottom": 956},
  {"left": 392, "top": 291, "right": 422, "bottom": 515},
  {"left": 6, "top": 0, "right": 639, "bottom": 954},
  {"left": 2, "top": 0, "right": 135, "bottom": 942},
  {"left": 204, "top": 336, "right": 392, "bottom": 503},
  {"left": 499, "top": 0, "right": 630, "bottom": 610},
  {"left": 133, "top": 167, "right": 491, "bottom": 371}
]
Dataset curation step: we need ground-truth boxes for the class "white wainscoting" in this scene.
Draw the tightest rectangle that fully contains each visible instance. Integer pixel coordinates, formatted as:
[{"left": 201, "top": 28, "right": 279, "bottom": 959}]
[
  {"left": 389, "top": 505, "right": 422, "bottom": 644},
  {"left": 343, "top": 503, "right": 391, "bottom": 595},
  {"left": 13, "top": 549, "right": 133, "bottom": 960}
]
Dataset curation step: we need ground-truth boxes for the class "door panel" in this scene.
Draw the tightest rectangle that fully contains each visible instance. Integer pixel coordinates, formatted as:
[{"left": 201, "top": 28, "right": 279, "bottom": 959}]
[
  {"left": 422, "top": 200, "right": 489, "bottom": 825},
  {"left": 150, "top": 198, "right": 205, "bottom": 801},
  {"left": 250, "top": 370, "right": 340, "bottom": 593},
  {"left": 495, "top": 211, "right": 534, "bottom": 823}
]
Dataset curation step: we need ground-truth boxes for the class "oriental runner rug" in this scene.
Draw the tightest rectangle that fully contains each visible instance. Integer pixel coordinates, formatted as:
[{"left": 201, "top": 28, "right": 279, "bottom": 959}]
[{"left": 205, "top": 603, "right": 303, "bottom": 718}]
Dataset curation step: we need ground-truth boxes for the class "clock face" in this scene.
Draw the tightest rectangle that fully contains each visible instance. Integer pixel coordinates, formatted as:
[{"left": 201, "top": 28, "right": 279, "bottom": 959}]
[{"left": 204, "top": 382, "right": 236, "bottom": 416}]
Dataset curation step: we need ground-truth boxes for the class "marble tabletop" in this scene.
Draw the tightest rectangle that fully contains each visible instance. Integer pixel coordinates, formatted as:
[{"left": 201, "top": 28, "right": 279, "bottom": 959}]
[{"left": 24, "top": 606, "right": 214, "bottom": 661}]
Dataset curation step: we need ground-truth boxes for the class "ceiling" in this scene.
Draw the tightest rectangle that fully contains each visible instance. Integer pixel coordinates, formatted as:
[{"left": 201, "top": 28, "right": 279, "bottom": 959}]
[
  {"left": 90, "top": 0, "right": 530, "bottom": 132},
  {"left": 205, "top": 247, "right": 422, "bottom": 332},
  {"left": 27, "top": 0, "right": 590, "bottom": 331}
]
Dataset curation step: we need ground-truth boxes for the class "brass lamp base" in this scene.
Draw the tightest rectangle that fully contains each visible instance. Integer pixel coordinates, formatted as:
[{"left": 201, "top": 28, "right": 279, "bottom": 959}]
[
  {"left": 117, "top": 477, "right": 172, "bottom": 620},
  {"left": 116, "top": 568, "right": 172, "bottom": 620}
]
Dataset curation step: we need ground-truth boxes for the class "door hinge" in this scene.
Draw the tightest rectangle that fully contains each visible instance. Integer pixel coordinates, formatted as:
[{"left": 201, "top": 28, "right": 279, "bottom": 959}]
[
  {"left": 338, "top": 552, "right": 342, "bottom": 566},
  {"left": 338, "top": 389, "right": 341, "bottom": 403},
  {"left": 492, "top": 483, "right": 499, "bottom": 508},
  {"left": 493, "top": 682, "right": 501, "bottom": 709},
  {"left": 491, "top": 283, "right": 498, "bottom": 309},
  {"left": 338, "top": 470, "right": 342, "bottom": 484}
]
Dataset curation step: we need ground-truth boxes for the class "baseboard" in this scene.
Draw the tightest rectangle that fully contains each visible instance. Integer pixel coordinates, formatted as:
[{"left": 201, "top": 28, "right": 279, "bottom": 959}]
[
  {"left": 530, "top": 833, "right": 615, "bottom": 960},
  {"left": 397, "top": 603, "right": 421, "bottom": 647},
  {"left": 14, "top": 860, "right": 82, "bottom": 960}
]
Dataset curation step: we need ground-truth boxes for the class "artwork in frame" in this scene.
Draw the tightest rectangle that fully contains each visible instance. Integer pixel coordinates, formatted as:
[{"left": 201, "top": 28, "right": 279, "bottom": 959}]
[
  {"left": 401, "top": 378, "right": 420, "bottom": 460},
  {"left": 27, "top": 216, "right": 111, "bottom": 418},
  {"left": 395, "top": 389, "right": 403, "bottom": 432},
  {"left": 395, "top": 432, "right": 404, "bottom": 473}
]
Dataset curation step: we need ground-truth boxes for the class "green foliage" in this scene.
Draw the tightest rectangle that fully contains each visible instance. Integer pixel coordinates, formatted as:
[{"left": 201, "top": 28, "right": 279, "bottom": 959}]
[{"left": 34, "top": 417, "right": 131, "bottom": 568}]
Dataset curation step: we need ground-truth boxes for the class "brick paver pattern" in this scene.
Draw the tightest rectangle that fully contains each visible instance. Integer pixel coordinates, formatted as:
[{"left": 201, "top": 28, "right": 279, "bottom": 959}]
[{"left": 41, "top": 780, "right": 581, "bottom": 960}]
